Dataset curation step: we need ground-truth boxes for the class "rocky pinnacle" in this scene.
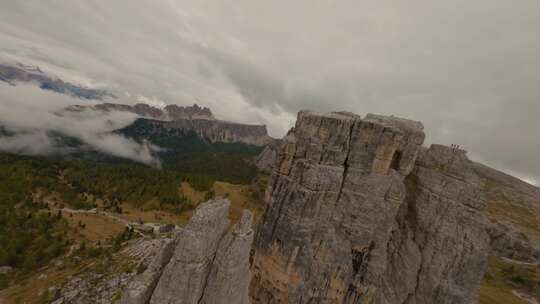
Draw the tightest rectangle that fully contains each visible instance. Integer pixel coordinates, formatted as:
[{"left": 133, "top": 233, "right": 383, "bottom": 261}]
[
  {"left": 120, "top": 199, "right": 254, "bottom": 304},
  {"left": 250, "top": 110, "right": 491, "bottom": 304}
]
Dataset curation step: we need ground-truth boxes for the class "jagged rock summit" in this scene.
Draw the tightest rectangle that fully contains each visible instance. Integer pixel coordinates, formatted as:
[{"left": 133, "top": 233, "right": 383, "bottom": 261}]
[{"left": 250, "top": 110, "right": 492, "bottom": 304}]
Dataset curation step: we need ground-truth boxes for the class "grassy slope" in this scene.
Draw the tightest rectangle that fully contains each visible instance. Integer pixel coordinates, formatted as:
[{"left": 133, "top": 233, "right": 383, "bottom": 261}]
[
  {"left": 0, "top": 139, "right": 266, "bottom": 303},
  {"left": 480, "top": 256, "right": 540, "bottom": 304},
  {"left": 479, "top": 168, "right": 540, "bottom": 304},
  {"left": 0, "top": 177, "right": 267, "bottom": 304}
]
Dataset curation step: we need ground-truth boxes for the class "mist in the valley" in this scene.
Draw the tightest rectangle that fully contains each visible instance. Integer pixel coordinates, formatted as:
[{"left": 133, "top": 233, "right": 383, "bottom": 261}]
[
  {"left": 0, "top": 84, "right": 161, "bottom": 167},
  {"left": 0, "top": 1, "right": 539, "bottom": 184}
]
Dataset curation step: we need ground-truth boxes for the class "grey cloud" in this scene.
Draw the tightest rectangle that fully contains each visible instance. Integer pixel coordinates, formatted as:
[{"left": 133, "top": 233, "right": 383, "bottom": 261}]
[
  {"left": 0, "top": 1, "right": 539, "bottom": 184},
  {"left": 0, "top": 131, "right": 58, "bottom": 156}
]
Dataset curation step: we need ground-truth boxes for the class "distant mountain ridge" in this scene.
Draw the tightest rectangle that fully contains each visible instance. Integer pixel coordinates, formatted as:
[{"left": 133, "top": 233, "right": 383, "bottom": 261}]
[
  {"left": 0, "top": 63, "right": 115, "bottom": 100},
  {"left": 67, "top": 102, "right": 214, "bottom": 121},
  {"left": 71, "top": 102, "right": 273, "bottom": 146}
]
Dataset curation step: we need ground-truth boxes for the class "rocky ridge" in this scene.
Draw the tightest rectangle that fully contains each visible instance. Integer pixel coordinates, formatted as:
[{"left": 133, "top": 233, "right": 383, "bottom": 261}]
[
  {"left": 69, "top": 103, "right": 272, "bottom": 146},
  {"left": 179, "top": 118, "right": 268, "bottom": 146}
]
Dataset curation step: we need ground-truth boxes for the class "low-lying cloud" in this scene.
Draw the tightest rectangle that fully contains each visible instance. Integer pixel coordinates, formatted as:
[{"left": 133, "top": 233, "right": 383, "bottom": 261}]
[
  {"left": 0, "top": 84, "right": 161, "bottom": 166},
  {"left": 0, "top": 1, "right": 539, "bottom": 185}
]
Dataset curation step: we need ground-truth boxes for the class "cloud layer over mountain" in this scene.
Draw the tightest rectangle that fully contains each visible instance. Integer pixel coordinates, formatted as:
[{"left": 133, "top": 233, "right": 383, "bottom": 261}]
[
  {"left": 0, "top": 84, "right": 161, "bottom": 166},
  {"left": 0, "top": 1, "right": 539, "bottom": 184}
]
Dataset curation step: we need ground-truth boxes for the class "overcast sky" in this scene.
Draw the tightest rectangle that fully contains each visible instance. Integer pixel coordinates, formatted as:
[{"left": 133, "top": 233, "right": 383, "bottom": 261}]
[{"left": 0, "top": 1, "right": 539, "bottom": 185}]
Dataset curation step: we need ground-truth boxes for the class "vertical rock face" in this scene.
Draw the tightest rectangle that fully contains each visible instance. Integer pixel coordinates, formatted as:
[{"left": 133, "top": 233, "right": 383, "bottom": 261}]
[
  {"left": 200, "top": 211, "right": 254, "bottom": 304},
  {"left": 250, "top": 111, "right": 491, "bottom": 304},
  {"left": 69, "top": 102, "right": 273, "bottom": 146},
  {"left": 382, "top": 145, "right": 490, "bottom": 304},
  {"left": 120, "top": 199, "right": 254, "bottom": 304},
  {"left": 150, "top": 201, "right": 231, "bottom": 304}
]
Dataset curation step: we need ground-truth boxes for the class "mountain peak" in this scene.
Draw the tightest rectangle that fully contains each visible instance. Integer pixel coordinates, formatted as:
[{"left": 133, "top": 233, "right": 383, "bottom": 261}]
[{"left": 83, "top": 102, "right": 215, "bottom": 121}]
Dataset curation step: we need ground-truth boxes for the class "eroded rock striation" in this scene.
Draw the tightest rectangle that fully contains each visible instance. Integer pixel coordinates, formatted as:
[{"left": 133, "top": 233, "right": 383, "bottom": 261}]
[
  {"left": 120, "top": 199, "right": 254, "bottom": 304},
  {"left": 250, "top": 110, "right": 492, "bottom": 304}
]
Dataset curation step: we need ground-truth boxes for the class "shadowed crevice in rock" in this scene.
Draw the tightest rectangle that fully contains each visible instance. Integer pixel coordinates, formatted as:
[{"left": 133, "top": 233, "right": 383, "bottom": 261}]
[
  {"left": 197, "top": 230, "right": 227, "bottom": 304},
  {"left": 336, "top": 121, "right": 356, "bottom": 204}
]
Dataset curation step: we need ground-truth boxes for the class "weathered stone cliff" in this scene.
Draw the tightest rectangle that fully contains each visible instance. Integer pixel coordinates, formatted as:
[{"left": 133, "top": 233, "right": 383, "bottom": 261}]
[
  {"left": 165, "top": 118, "right": 271, "bottom": 146},
  {"left": 249, "top": 111, "right": 493, "bottom": 304},
  {"left": 120, "top": 199, "right": 254, "bottom": 304},
  {"left": 381, "top": 145, "right": 490, "bottom": 304}
]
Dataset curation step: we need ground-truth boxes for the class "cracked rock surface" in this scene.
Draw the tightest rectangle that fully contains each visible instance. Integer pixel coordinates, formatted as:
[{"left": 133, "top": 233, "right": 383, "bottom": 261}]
[
  {"left": 249, "top": 111, "right": 492, "bottom": 304},
  {"left": 120, "top": 199, "right": 254, "bottom": 304}
]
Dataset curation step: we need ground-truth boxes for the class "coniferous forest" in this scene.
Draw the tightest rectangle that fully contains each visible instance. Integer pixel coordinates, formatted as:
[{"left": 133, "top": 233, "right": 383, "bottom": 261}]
[{"left": 0, "top": 134, "right": 263, "bottom": 289}]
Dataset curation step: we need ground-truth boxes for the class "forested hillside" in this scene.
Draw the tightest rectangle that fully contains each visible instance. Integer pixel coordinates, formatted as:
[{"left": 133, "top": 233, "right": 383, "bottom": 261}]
[
  {"left": 0, "top": 154, "right": 71, "bottom": 289},
  {"left": 0, "top": 132, "right": 264, "bottom": 296},
  {"left": 118, "top": 119, "right": 263, "bottom": 184}
]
